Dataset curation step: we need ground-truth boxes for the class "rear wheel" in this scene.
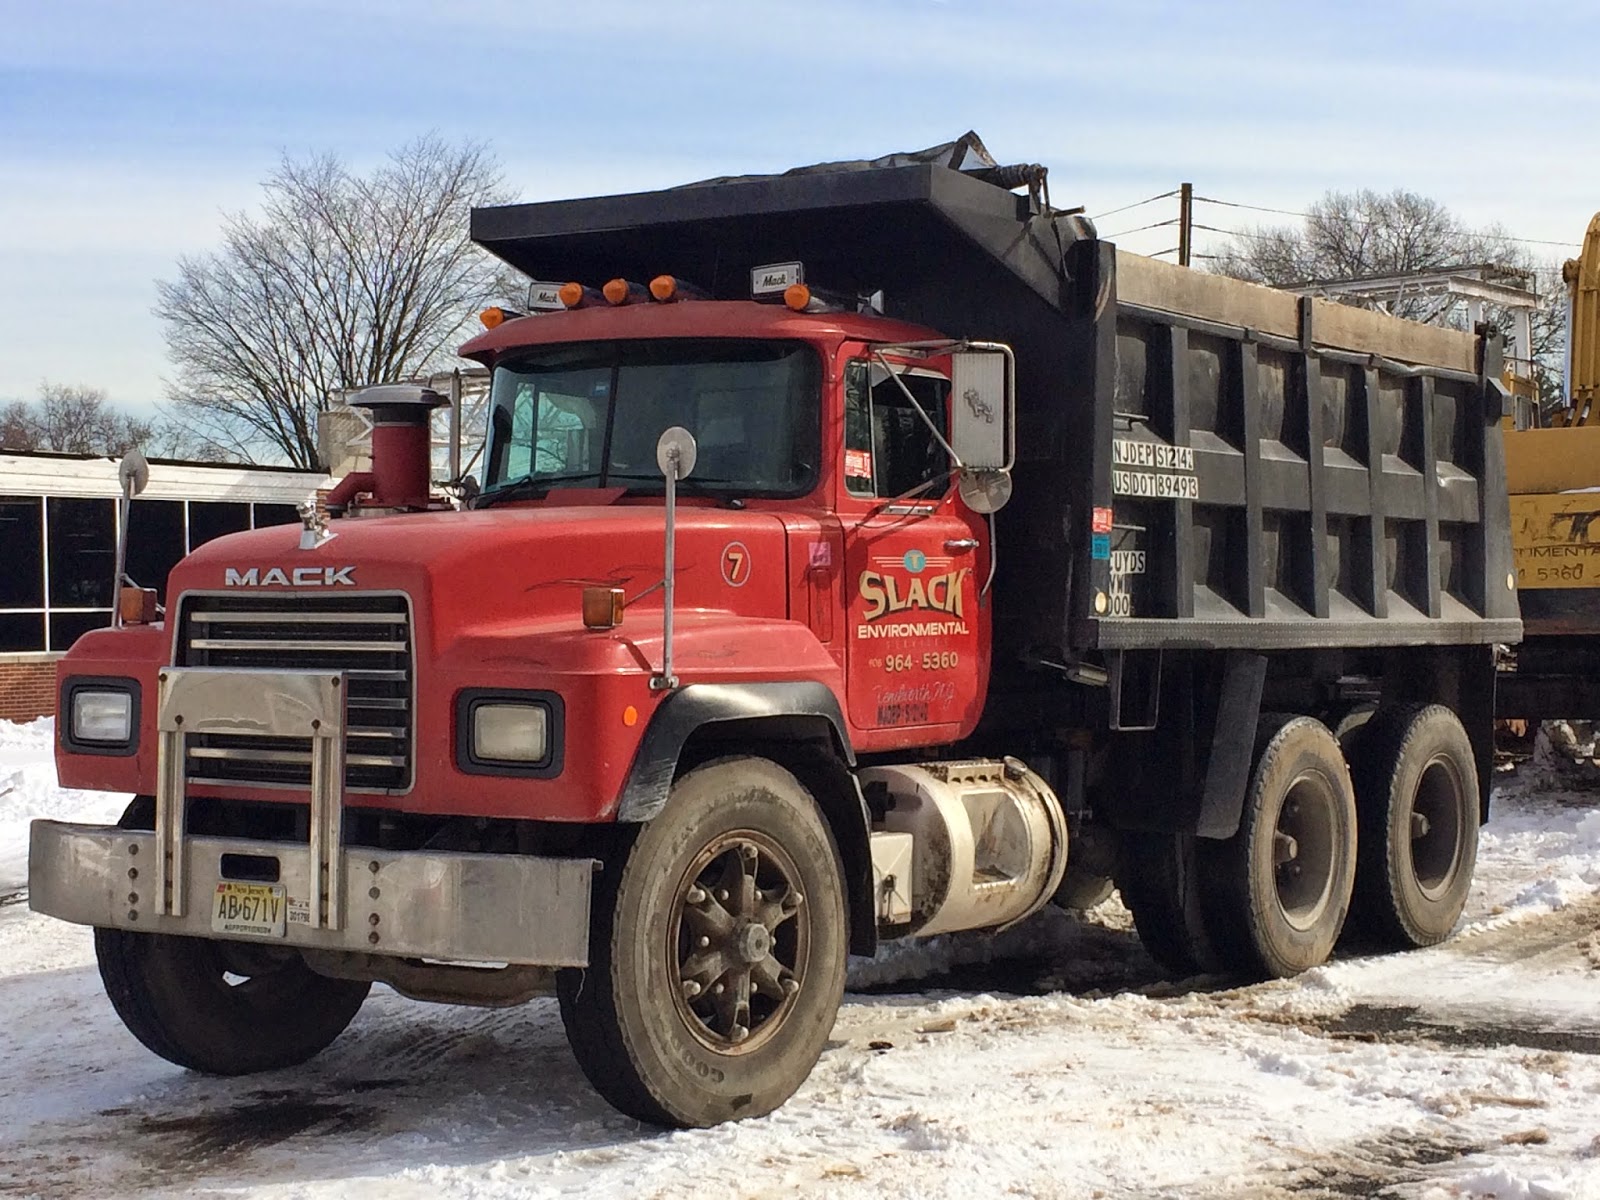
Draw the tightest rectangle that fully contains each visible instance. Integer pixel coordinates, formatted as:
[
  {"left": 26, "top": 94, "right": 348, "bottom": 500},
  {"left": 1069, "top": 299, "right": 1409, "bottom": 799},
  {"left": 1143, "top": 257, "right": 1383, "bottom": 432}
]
[
  {"left": 1117, "top": 832, "right": 1227, "bottom": 977},
  {"left": 1346, "top": 704, "right": 1478, "bottom": 948},
  {"left": 1202, "top": 715, "right": 1357, "bottom": 978},
  {"left": 95, "top": 930, "right": 370, "bottom": 1074},
  {"left": 558, "top": 757, "right": 848, "bottom": 1128}
]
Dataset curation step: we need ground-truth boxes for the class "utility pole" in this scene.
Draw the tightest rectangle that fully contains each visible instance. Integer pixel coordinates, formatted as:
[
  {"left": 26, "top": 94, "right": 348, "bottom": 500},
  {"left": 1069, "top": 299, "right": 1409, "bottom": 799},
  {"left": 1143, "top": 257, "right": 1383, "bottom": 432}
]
[{"left": 1178, "top": 182, "right": 1194, "bottom": 268}]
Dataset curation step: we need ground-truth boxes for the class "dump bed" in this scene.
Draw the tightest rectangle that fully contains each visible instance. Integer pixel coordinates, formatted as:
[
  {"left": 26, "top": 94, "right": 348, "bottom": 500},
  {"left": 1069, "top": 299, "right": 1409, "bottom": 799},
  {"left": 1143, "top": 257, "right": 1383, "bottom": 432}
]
[{"left": 472, "top": 154, "right": 1521, "bottom": 662}]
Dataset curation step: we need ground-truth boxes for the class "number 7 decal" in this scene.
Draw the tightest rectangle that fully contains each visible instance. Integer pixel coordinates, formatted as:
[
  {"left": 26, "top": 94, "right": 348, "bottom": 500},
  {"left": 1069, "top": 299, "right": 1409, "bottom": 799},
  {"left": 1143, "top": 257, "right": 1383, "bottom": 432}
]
[{"left": 721, "top": 541, "right": 750, "bottom": 587}]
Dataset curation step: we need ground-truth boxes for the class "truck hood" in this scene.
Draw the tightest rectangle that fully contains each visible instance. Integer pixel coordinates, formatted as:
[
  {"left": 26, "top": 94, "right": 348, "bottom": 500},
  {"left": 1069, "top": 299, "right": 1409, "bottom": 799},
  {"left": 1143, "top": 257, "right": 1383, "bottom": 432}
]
[{"left": 168, "top": 504, "right": 796, "bottom": 652}]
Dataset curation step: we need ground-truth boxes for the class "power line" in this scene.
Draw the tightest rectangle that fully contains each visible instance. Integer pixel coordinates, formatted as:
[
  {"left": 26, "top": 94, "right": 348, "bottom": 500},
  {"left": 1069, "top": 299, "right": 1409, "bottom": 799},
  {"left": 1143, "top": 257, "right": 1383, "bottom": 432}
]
[
  {"left": 1191, "top": 194, "right": 1580, "bottom": 250},
  {"left": 1101, "top": 217, "right": 1178, "bottom": 240},
  {"left": 1090, "top": 189, "right": 1178, "bottom": 221}
]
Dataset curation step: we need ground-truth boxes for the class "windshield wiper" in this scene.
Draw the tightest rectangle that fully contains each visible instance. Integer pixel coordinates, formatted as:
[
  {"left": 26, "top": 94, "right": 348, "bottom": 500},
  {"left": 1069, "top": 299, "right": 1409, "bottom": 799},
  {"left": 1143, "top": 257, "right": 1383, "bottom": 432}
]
[
  {"left": 610, "top": 473, "right": 751, "bottom": 508},
  {"left": 474, "top": 471, "right": 602, "bottom": 508}
]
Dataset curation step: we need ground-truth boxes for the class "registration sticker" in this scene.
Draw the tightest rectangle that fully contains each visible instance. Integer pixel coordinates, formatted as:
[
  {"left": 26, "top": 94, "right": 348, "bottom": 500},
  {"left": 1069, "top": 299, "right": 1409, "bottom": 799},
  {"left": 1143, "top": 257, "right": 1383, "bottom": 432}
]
[
  {"left": 1091, "top": 506, "right": 1114, "bottom": 534},
  {"left": 212, "top": 881, "right": 288, "bottom": 939}
]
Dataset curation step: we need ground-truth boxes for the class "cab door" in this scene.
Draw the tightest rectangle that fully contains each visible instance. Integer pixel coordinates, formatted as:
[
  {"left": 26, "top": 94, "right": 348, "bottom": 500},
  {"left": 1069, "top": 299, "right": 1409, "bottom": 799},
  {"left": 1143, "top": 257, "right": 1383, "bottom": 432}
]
[{"left": 837, "top": 353, "right": 989, "bottom": 743}]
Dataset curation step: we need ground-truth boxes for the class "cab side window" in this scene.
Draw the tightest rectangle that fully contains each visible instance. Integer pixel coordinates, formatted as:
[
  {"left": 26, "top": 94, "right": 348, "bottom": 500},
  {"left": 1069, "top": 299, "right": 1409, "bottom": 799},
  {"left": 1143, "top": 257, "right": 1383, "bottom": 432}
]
[{"left": 843, "top": 360, "right": 951, "bottom": 499}]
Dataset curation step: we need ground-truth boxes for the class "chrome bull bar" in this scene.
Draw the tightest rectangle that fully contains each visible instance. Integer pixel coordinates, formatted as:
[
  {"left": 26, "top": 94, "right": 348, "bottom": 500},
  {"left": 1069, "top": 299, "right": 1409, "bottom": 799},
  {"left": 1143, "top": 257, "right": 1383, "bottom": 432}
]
[{"left": 155, "top": 668, "right": 347, "bottom": 930}]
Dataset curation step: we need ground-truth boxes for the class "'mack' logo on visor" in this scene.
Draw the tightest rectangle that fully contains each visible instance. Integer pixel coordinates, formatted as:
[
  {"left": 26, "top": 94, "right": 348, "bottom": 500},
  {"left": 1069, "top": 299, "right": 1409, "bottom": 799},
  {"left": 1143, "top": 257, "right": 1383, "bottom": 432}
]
[{"left": 225, "top": 566, "right": 357, "bottom": 587}]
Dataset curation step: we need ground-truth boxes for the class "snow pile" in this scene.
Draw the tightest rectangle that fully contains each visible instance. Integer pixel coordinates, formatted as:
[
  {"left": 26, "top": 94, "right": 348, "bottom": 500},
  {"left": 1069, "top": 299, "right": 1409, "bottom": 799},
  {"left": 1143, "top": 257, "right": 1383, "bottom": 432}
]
[{"left": 0, "top": 717, "right": 130, "bottom": 891}]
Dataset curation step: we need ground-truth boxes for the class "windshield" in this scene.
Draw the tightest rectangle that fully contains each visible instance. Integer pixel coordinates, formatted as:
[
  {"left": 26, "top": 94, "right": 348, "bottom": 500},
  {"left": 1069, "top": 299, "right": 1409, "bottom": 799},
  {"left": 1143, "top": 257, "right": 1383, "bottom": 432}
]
[{"left": 482, "top": 339, "right": 821, "bottom": 499}]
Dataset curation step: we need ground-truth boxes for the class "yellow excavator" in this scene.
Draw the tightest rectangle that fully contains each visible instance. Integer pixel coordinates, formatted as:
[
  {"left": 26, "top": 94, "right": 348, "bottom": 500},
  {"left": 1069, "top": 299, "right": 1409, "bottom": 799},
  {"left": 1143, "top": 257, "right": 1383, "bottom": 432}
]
[{"left": 1496, "top": 213, "right": 1600, "bottom": 726}]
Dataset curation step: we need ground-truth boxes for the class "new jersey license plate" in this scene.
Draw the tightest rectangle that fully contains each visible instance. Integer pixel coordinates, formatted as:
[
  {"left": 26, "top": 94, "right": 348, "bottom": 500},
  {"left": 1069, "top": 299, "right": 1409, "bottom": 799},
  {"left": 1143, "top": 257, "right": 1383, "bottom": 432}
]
[{"left": 211, "top": 881, "right": 287, "bottom": 938}]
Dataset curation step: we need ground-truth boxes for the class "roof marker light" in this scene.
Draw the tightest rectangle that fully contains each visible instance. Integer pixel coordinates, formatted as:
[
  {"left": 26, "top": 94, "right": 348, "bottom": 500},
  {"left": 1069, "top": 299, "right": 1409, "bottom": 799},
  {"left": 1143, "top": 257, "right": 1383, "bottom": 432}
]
[
  {"left": 559, "top": 281, "right": 586, "bottom": 308},
  {"left": 784, "top": 284, "right": 813, "bottom": 312},
  {"left": 650, "top": 275, "right": 679, "bottom": 301},
  {"left": 603, "top": 279, "right": 652, "bottom": 306},
  {"left": 480, "top": 306, "right": 519, "bottom": 329}
]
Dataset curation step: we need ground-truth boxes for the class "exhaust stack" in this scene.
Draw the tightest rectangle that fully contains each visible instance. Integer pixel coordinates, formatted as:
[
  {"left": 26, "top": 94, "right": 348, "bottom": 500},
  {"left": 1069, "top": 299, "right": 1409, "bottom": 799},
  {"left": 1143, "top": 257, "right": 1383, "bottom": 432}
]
[{"left": 328, "top": 385, "right": 447, "bottom": 513}]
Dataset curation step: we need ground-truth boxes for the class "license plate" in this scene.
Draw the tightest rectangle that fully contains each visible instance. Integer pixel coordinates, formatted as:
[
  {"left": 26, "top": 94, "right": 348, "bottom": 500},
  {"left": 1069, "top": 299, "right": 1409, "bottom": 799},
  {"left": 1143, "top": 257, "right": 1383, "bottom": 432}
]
[{"left": 211, "top": 881, "right": 288, "bottom": 938}]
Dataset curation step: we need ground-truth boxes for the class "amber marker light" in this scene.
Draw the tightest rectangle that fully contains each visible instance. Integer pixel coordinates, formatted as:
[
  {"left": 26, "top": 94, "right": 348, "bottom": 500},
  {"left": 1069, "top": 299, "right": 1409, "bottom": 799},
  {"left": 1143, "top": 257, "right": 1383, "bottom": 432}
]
[
  {"left": 622, "top": 705, "right": 639, "bottom": 727},
  {"left": 603, "top": 278, "right": 631, "bottom": 305},
  {"left": 784, "top": 283, "right": 812, "bottom": 312},
  {"left": 559, "top": 281, "right": 585, "bottom": 308},
  {"left": 582, "top": 586, "right": 626, "bottom": 630},
  {"left": 479, "top": 307, "right": 506, "bottom": 329},
  {"left": 650, "top": 275, "right": 678, "bottom": 302}
]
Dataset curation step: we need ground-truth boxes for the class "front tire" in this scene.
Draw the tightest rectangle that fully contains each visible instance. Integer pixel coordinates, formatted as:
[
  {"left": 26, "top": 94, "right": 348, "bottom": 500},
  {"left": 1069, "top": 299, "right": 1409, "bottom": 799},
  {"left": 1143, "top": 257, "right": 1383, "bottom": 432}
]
[
  {"left": 1346, "top": 704, "right": 1478, "bottom": 948},
  {"left": 558, "top": 757, "right": 848, "bottom": 1128},
  {"left": 94, "top": 930, "right": 370, "bottom": 1074},
  {"left": 1202, "top": 715, "right": 1358, "bottom": 978}
]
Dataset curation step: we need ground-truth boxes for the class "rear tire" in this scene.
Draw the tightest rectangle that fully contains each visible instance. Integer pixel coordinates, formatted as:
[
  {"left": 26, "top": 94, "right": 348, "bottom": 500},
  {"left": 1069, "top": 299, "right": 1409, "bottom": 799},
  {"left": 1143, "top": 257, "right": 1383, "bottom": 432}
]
[
  {"left": 1202, "top": 715, "right": 1357, "bottom": 978},
  {"left": 1117, "top": 833, "right": 1227, "bottom": 977},
  {"left": 558, "top": 757, "right": 848, "bottom": 1128},
  {"left": 95, "top": 929, "right": 370, "bottom": 1074},
  {"left": 1346, "top": 704, "right": 1478, "bottom": 948}
]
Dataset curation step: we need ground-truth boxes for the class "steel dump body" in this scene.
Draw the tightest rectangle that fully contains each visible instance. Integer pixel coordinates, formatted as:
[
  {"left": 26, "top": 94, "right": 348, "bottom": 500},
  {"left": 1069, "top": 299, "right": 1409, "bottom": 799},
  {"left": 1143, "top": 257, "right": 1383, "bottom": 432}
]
[{"left": 474, "top": 164, "right": 1520, "bottom": 668}]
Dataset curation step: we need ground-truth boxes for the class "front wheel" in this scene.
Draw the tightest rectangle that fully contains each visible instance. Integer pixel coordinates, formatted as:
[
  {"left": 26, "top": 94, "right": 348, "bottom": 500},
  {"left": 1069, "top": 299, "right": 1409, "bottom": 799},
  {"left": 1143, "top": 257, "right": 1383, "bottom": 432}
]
[
  {"left": 558, "top": 757, "right": 848, "bottom": 1128},
  {"left": 95, "top": 930, "right": 370, "bottom": 1074}
]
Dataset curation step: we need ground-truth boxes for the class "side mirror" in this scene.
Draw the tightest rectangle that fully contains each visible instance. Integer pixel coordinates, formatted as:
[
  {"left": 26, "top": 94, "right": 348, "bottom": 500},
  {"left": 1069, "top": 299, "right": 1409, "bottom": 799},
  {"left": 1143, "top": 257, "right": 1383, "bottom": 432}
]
[
  {"left": 950, "top": 350, "right": 1010, "bottom": 471},
  {"left": 655, "top": 426, "right": 698, "bottom": 480},
  {"left": 950, "top": 348, "right": 1013, "bottom": 512}
]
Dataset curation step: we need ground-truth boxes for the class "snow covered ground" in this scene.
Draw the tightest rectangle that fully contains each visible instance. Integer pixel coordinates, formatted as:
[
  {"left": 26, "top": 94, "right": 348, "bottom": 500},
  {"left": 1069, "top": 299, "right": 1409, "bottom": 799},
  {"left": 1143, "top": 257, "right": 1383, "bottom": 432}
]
[{"left": 2, "top": 717, "right": 1599, "bottom": 1199}]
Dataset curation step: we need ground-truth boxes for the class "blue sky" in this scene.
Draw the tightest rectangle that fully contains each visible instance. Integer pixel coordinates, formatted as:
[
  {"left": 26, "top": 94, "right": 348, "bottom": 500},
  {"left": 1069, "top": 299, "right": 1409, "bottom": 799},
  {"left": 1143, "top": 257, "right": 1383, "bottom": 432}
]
[{"left": 2, "top": 0, "right": 1597, "bottom": 412}]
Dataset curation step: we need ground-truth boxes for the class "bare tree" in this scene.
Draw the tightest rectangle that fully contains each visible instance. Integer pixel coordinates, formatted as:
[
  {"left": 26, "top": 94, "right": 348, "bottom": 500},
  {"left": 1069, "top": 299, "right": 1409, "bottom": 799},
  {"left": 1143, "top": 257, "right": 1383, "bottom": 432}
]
[
  {"left": 0, "top": 383, "right": 159, "bottom": 455},
  {"left": 1211, "top": 188, "right": 1566, "bottom": 409},
  {"left": 155, "top": 136, "right": 511, "bottom": 468}
]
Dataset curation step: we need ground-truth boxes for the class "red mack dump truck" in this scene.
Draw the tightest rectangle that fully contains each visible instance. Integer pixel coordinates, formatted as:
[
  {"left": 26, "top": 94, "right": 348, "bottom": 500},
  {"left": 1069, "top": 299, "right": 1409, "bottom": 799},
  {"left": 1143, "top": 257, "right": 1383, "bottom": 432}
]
[{"left": 30, "top": 140, "right": 1519, "bottom": 1128}]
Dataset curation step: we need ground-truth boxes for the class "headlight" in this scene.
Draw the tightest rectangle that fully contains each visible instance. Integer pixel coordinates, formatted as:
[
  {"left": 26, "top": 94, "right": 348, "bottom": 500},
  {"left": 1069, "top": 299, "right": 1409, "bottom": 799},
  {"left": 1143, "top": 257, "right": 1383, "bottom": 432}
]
[
  {"left": 62, "top": 678, "right": 140, "bottom": 756},
  {"left": 473, "top": 703, "right": 548, "bottom": 763},
  {"left": 456, "top": 689, "right": 564, "bottom": 777},
  {"left": 74, "top": 691, "right": 133, "bottom": 742}
]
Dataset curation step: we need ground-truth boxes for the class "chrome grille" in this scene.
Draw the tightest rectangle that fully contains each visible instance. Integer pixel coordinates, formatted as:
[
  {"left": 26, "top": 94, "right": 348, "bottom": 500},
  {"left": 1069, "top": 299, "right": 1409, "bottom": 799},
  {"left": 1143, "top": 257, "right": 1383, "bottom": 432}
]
[{"left": 176, "top": 594, "right": 413, "bottom": 791}]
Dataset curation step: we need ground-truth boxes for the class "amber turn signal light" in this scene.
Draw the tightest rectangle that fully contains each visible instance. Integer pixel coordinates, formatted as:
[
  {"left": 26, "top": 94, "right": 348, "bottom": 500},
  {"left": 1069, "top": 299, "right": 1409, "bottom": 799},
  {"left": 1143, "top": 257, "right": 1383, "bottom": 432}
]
[
  {"left": 784, "top": 283, "right": 812, "bottom": 312},
  {"left": 582, "top": 586, "right": 626, "bottom": 630},
  {"left": 119, "top": 586, "right": 158, "bottom": 625}
]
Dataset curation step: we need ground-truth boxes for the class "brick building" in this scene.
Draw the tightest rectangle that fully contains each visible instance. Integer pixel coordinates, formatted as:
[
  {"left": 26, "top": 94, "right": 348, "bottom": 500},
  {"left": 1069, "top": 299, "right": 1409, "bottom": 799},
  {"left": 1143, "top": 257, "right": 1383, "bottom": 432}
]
[{"left": 0, "top": 451, "right": 327, "bottom": 722}]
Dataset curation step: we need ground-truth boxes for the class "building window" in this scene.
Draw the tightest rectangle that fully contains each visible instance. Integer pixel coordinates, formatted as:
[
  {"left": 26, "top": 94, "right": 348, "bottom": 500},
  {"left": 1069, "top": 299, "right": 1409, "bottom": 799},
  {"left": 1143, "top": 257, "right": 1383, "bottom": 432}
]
[
  {"left": 253, "top": 503, "right": 301, "bottom": 528},
  {"left": 0, "top": 489, "right": 316, "bottom": 655},
  {"left": 0, "top": 498, "right": 43, "bottom": 607},
  {"left": 125, "top": 499, "right": 187, "bottom": 604},
  {"left": 189, "top": 501, "right": 251, "bottom": 548}
]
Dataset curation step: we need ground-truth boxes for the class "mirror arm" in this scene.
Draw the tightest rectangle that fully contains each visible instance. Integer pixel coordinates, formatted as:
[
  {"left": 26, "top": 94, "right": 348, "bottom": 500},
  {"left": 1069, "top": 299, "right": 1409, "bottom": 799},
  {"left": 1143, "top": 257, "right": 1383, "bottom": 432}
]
[
  {"left": 652, "top": 457, "right": 680, "bottom": 691},
  {"left": 869, "top": 350, "right": 963, "bottom": 468}
]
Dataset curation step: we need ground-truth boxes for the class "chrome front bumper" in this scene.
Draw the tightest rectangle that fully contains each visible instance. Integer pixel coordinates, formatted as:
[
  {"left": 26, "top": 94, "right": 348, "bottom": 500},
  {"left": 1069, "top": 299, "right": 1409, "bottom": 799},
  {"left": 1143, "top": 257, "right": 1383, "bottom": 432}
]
[
  {"left": 29, "top": 822, "right": 594, "bottom": 965},
  {"left": 30, "top": 666, "right": 594, "bottom": 967}
]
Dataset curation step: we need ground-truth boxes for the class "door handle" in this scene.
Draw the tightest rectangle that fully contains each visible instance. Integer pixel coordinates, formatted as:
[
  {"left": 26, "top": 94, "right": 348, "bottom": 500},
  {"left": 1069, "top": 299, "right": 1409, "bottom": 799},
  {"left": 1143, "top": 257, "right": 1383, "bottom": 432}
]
[{"left": 944, "top": 538, "right": 980, "bottom": 551}]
